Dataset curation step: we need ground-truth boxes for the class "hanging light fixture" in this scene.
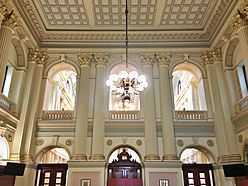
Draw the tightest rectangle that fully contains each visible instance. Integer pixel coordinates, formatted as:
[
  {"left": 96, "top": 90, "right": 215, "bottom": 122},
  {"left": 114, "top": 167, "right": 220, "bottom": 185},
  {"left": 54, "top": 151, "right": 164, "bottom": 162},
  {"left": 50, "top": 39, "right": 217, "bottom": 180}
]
[{"left": 106, "top": 0, "right": 148, "bottom": 110}]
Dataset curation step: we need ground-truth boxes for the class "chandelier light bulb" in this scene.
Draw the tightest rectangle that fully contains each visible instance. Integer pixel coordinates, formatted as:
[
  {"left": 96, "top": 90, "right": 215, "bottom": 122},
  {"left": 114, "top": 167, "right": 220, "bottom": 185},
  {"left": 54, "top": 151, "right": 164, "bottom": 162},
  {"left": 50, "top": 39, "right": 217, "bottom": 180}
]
[
  {"left": 109, "top": 74, "right": 119, "bottom": 82},
  {"left": 129, "top": 71, "right": 139, "bottom": 79},
  {"left": 137, "top": 75, "right": 146, "bottom": 83},
  {"left": 119, "top": 71, "right": 129, "bottom": 79}
]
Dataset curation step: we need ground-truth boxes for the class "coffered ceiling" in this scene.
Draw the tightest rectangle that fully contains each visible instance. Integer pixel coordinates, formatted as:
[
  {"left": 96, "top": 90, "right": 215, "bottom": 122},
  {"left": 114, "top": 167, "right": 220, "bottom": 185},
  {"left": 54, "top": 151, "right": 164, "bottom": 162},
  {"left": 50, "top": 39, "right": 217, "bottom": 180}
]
[{"left": 13, "top": 0, "right": 237, "bottom": 48}]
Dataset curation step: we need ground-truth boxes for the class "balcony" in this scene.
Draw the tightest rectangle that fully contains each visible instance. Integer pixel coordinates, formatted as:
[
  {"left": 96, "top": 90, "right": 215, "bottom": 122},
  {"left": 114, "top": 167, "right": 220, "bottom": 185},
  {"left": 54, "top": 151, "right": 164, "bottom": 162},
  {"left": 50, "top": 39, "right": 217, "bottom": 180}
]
[{"left": 42, "top": 110, "right": 74, "bottom": 120}]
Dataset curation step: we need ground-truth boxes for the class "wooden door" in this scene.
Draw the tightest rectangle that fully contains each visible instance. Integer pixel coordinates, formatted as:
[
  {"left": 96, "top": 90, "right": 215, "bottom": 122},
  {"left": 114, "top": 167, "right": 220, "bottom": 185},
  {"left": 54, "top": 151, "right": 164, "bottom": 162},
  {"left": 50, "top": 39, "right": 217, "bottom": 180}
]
[
  {"left": 182, "top": 164, "right": 215, "bottom": 186},
  {"left": 37, "top": 164, "right": 68, "bottom": 186}
]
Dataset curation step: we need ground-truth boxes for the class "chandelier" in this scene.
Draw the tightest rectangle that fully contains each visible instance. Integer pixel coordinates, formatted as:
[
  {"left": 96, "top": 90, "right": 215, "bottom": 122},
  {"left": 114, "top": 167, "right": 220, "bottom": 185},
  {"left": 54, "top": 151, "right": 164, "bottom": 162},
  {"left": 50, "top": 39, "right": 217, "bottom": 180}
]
[{"left": 106, "top": 0, "right": 148, "bottom": 110}]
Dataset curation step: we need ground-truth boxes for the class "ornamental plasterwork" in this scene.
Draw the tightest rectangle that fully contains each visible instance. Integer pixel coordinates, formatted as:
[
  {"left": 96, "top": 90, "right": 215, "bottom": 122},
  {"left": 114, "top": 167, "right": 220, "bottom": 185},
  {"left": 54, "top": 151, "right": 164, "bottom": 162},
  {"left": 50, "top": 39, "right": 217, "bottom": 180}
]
[
  {"left": 140, "top": 52, "right": 155, "bottom": 66},
  {"left": 29, "top": 48, "right": 48, "bottom": 65},
  {"left": 232, "top": 1, "right": 248, "bottom": 29},
  {"left": 201, "top": 49, "right": 222, "bottom": 65},
  {"left": 93, "top": 53, "right": 109, "bottom": 66},
  {"left": 155, "top": 52, "right": 171, "bottom": 66},
  {"left": 11, "top": 0, "right": 236, "bottom": 47},
  {"left": 78, "top": 53, "right": 93, "bottom": 67}
]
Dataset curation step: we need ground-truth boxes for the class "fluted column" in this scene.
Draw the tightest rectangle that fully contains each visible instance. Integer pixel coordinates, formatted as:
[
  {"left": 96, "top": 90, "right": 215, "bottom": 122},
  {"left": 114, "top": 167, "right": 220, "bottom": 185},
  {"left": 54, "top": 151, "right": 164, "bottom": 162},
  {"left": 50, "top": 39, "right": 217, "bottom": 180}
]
[
  {"left": 0, "top": 11, "right": 17, "bottom": 90},
  {"left": 156, "top": 53, "right": 178, "bottom": 161},
  {"left": 212, "top": 49, "right": 241, "bottom": 162},
  {"left": 10, "top": 49, "right": 48, "bottom": 162},
  {"left": 71, "top": 53, "right": 93, "bottom": 161},
  {"left": 89, "top": 53, "right": 108, "bottom": 161},
  {"left": 201, "top": 50, "right": 241, "bottom": 163},
  {"left": 140, "top": 53, "right": 160, "bottom": 161},
  {"left": 202, "top": 77, "right": 213, "bottom": 119}
]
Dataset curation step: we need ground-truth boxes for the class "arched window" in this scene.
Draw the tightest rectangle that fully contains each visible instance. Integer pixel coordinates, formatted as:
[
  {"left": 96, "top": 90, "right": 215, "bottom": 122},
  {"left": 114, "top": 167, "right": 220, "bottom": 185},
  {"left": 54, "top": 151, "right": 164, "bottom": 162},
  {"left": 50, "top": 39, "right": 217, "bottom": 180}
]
[
  {"left": 41, "top": 148, "right": 69, "bottom": 163},
  {"left": 107, "top": 63, "right": 141, "bottom": 111},
  {"left": 244, "top": 143, "right": 248, "bottom": 163},
  {"left": 172, "top": 63, "right": 207, "bottom": 110},
  {"left": 43, "top": 64, "right": 77, "bottom": 110}
]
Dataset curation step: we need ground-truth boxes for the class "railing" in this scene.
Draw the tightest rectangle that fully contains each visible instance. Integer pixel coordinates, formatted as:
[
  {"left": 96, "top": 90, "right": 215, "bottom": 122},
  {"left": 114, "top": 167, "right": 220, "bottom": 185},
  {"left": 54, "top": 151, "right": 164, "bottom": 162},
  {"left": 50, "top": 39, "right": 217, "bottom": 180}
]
[
  {"left": 175, "top": 111, "right": 208, "bottom": 120},
  {"left": 42, "top": 110, "right": 74, "bottom": 120},
  {"left": 238, "top": 96, "right": 248, "bottom": 111},
  {"left": 0, "top": 94, "right": 17, "bottom": 116},
  {"left": 109, "top": 111, "right": 140, "bottom": 120}
]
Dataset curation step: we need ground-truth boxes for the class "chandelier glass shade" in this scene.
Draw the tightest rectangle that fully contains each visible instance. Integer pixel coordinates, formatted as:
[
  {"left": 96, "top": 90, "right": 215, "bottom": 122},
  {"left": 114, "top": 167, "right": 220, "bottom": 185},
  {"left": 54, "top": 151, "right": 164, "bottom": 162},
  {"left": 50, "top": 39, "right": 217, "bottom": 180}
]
[
  {"left": 106, "top": 71, "right": 148, "bottom": 110},
  {"left": 105, "top": 0, "right": 148, "bottom": 110}
]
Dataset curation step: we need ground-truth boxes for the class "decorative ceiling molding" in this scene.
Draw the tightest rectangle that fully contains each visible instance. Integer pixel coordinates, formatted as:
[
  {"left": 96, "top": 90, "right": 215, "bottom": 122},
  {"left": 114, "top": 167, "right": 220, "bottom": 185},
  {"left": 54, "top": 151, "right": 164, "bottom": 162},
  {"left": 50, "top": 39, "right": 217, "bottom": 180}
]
[{"left": 12, "top": 0, "right": 237, "bottom": 48}]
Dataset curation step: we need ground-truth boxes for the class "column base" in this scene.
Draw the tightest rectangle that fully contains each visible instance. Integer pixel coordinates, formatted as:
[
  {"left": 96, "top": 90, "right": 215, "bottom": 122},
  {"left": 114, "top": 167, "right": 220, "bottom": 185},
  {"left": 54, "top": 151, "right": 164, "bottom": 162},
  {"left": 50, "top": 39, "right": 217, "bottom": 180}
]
[
  {"left": 217, "top": 154, "right": 242, "bottom": 163},
  {"left": 10, "top": 153, "right": 33, "bottom": 163},
  {"left": 162, "top": 154, "right": 179, "bottom": 161},
  {"left": 70, "top": 154, "right": 87, "bottom": 161},
  {"left": 144, "top": 154, "right": 160, "bottom": 161},
  {"left": 89, "top": 154, "right": 105, "bottom": 161}
]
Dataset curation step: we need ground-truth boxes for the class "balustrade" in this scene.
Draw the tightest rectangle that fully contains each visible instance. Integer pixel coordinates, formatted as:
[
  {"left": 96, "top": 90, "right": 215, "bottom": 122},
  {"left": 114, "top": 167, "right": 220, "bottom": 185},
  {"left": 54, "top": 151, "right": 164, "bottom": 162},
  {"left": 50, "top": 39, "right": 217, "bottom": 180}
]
[
  {"left": 238, "top": 96, "right": 248, "bottom": 111},
  {"left": 109, "top": 111, "right": 140, "bottom": 120},
  {"left": 175, "top": 111, "right": 208, "bottom": 120},
  {"left": 0, "top": 93, "right": 17, "bottom": 116},
  {"left": 42, "top": 110, "right": 74, "bottom": 120}
]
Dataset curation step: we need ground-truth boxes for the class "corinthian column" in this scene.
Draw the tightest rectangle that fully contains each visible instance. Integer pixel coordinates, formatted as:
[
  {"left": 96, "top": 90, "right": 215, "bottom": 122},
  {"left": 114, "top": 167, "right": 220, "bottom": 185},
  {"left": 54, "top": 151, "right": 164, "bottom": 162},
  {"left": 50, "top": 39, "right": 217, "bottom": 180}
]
[
  {"left": 89, "top": 53, "right": 109, "bottom": 161},
  {"left": 156, "top": 53, "right": 178, "bottom": 161},
  {"left": 140, "top": 53, "right": 160, "bottom": 161},
  {"left": 201, "top": 51, "right": 234, "bottom": 163},
  {"left": 0, "top": 11, "right": 17, "bottom": 90},
  {"left": 71, "top": 53, "right": 93, "bottom": 161},
  {"left": 10, "top": 49, "right": 48, "bottom": 162}
]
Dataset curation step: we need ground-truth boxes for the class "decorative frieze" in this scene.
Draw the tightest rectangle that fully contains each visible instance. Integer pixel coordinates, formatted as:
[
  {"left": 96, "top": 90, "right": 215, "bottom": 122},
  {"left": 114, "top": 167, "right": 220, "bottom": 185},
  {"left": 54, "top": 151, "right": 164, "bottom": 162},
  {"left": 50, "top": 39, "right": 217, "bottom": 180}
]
[
  {"left": 140, "top": 52, "right": 155, "bottom": 66},
  {"left": 93, "top": 53, "right": 109, "bottom": 66},
  {"left": 2, "top": 11, "right": 18, "bottom": 30},
  {"left": 155, "top": 52, "right": 171, "bottom": 66},
  {"left": 78, "top": 53, "right": 93, "bottom": 67},
  {"left": 28, "top": 48, "right": 48, "bottom": 65},
  {"left": 232, "top": 2, "right": 248, "bottom": 29}
]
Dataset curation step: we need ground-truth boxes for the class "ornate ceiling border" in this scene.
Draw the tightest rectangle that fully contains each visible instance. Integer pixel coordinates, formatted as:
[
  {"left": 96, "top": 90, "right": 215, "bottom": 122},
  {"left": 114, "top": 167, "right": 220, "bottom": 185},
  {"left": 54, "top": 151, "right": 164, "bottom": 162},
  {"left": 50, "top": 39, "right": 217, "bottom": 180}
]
[{"left": 13, "top": 0, "right": 235, "bottom": 47}]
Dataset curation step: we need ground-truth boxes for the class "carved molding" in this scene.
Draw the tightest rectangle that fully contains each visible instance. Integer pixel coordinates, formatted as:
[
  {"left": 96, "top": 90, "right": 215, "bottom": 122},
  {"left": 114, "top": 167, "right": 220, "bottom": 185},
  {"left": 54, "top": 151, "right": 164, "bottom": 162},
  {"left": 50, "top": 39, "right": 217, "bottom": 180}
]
[
  {"left": 201, "top": 48, "right": 222, "bottom": 66},
  {"left": 28, "top": 48, "right": 48, "bottom": 65}
]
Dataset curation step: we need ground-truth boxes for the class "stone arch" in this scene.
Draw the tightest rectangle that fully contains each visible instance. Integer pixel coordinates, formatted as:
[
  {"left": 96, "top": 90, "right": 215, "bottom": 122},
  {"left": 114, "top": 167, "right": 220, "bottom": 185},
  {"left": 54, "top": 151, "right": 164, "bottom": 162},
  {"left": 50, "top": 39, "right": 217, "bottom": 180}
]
[
  {"left": 35, "top": 144, "right": 71, "bottom": 163},
  {"left": 179, "top": 144, "right": 215, "bottom": 163}
]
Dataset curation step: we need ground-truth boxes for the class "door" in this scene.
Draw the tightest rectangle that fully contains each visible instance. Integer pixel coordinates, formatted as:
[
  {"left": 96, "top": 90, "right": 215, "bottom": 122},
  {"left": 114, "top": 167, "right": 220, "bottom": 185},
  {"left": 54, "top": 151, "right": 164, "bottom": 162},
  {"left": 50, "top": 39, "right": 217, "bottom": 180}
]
[
  {"left": 36, "top": 164, "right": 68, "bottom": 186},
  {"left": 182, "top": 164, "right": 215, "bottom": 186}
]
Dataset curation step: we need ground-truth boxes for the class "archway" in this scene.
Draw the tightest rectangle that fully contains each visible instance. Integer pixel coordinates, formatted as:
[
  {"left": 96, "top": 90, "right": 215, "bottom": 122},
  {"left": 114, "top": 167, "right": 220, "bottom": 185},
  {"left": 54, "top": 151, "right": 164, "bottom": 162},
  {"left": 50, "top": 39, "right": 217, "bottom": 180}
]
[{"left": 107, "top": 146, "right": 142, "bottom": 186}]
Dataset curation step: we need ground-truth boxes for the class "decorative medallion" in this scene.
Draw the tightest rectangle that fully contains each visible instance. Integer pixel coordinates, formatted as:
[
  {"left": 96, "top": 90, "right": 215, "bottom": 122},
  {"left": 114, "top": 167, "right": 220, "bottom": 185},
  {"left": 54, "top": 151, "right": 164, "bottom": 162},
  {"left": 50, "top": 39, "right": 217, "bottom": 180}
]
[
  {"left": 238, "top": 135, "right": 243, "bottom": 143},
  {"left": 107, "top": 139, "right": 113, "bottom": 146},
  {"left": 36, "top": 138, "right": 44, "bottom": 146},
  {"left": 65, "top": 139, "right": 72, "bottom": 146},
  {"left": 177, "top": 139, "right": 184, "bottom": 147},
  {"left": 207, "top": 139, "right": 214, "bottom": 147},
  {"left": 136, "top": 140, "right": 142, "bottom": 146}
]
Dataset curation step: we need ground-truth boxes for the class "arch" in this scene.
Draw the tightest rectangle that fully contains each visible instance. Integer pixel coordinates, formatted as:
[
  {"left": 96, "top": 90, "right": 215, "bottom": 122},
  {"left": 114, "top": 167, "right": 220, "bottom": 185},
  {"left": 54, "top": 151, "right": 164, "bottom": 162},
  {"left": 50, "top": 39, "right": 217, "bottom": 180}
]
[
  {"left": 11, "top": 36, "right": 27, "bottom": 68},
  {"left": 179, "top": 144, "right": 215, "bottom": 164},
  {"left": 224, "top": 37, "right": 239, "bottom": 68},
  {"left": 44, "top": 58, "right": 80, "bottom": 77},
  {"left": 107, "top": 144, "right": 143, "bottom": 164},
  {"left": 242, "top": 138, "right": 248, "bottom": 162},
  {"left": 0, "top": 136, "right": 9, "bottom": 160},
  {"left": 35, "top": 144, "right": 71, "bottom": 163},
  {"left": 170, "top": 59, "right": 206, "bottom": 78}
]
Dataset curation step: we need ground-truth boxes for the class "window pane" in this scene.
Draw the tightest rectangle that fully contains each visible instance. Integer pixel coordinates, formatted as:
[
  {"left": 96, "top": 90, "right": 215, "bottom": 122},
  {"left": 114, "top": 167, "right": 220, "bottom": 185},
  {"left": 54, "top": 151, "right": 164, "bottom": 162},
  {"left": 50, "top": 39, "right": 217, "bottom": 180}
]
[
  {"left": 188, "top": 173, "right": 194, "bottom": 178},
  {"left": 45, "top": 172, "right": 50, "bottom": 177},
  {"left": 189, "top": 178, "right": 194, "bottom": 184},
  {"left": 199, "top": 173, "right": 205, "bottom": 178},
  {"left": 200, "top": 179, "right": 206, "bottom": 184}
]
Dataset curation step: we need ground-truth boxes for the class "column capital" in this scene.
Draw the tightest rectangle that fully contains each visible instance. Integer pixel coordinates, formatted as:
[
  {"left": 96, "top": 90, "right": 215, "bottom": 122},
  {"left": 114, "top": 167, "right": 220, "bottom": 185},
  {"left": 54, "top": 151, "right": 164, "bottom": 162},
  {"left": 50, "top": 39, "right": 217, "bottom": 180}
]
[
  {"left": 155, "top": 52, "right": 171, "bottom": 66},
  {"left": 201, "top": 49, "right": 222, "bottom": 66},
  {"left": 93, "top": 53, "right": 109, "bottom": 66},
  {"left": 232, "top": 2, "right": 248, "bottom": 30},
  {"left": 2, "top": 10, "right": 18, "bottom": 30},
  {"left": 28, "top": 48, "right": 48, "bottom": 65},
  {"left": 140, "top": 52, "right": 155, "bottom": 66},
  {"left": 78, "top": 53, "right": 93, "bottom": 67}
]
